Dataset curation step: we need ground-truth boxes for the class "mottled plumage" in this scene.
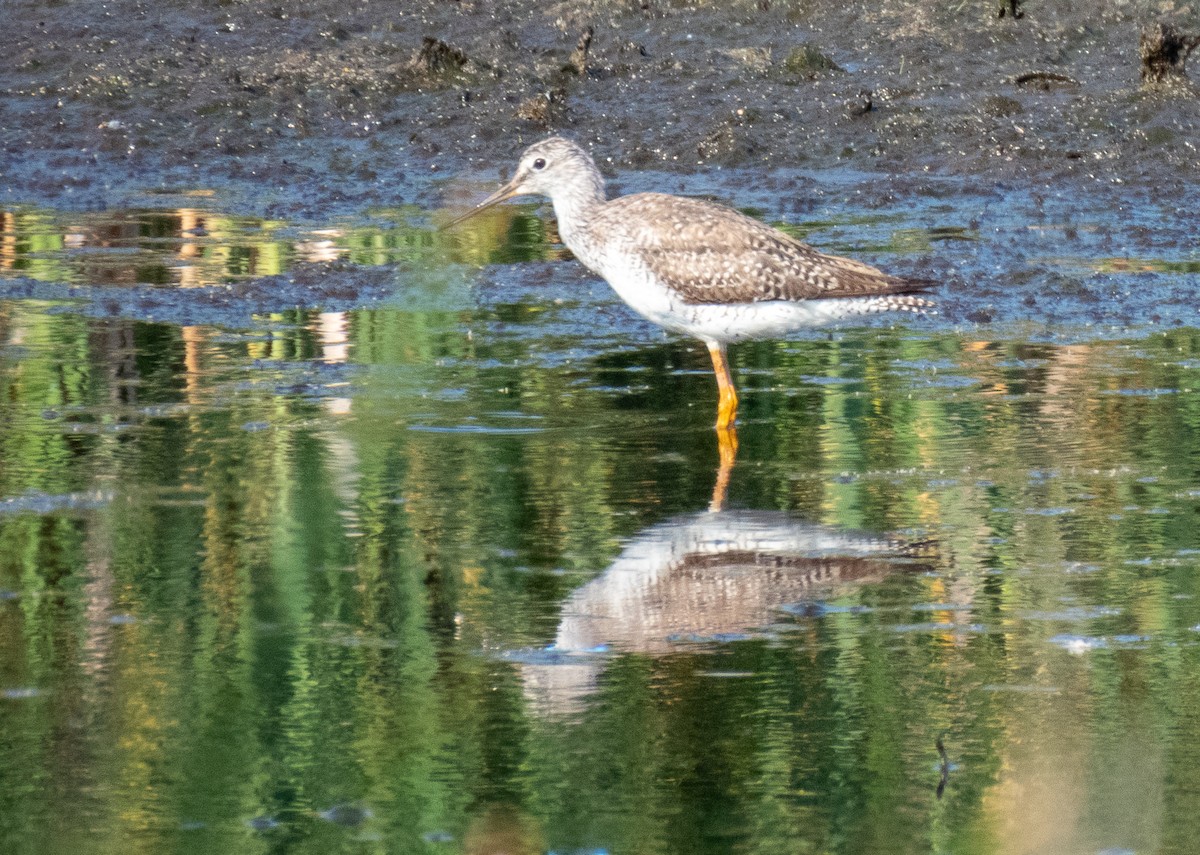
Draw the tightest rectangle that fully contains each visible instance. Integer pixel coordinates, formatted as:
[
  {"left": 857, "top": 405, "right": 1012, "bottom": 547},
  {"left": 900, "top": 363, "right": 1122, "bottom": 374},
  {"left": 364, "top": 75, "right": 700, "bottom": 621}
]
[
  {"left": 444, "top": 136, "right": 934, "bottom": 431},
  {"left": 581, "top": 193, "right": 924, "bottom": 305}
]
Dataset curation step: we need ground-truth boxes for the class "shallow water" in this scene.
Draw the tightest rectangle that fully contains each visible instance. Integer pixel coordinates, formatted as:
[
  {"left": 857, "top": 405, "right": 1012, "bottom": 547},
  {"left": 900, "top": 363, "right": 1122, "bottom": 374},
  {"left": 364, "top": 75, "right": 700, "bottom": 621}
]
[{"left": 2, "top": 191, "right": 1200, "bottom": 855}]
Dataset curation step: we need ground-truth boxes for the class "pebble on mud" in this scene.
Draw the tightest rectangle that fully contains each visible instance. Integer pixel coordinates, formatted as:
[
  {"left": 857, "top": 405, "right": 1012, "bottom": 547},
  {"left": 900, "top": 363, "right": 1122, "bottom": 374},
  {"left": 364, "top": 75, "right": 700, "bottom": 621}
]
[
  {"left": 408, "top": 37, "right": 470, "bottom": 76},
  {"left": 697, "top": 109, "right": 760, "bottom": 163},
  {"left": 515, "top": 88, "right": 567, "bottom": 128},
  {"left": 721, "top": 47, "right": 773, "bottom": 72},
  {"left": 1139, "top": 22, "right": 1200, "bottom": 85},
  {"left": 784, "top": 44, "right": 842, "bottom": 76},
  {"left": 981, "top": 94, "right": 1024, "bottom": 117},
  {"left": 845, "top": 88, "right": 873, "bottom": 117}
]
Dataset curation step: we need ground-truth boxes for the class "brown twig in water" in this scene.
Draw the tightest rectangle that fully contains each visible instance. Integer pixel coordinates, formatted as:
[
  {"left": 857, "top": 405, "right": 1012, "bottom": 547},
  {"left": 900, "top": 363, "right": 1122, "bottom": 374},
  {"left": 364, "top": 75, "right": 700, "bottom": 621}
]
[
  {"left": 567, "top": 26, "right": 594, "bottom": 75},
  {"left": 936, "top": 734, "right": 951, "bottom": 799},
  {"left": 1013, "top": 71, "right": 1081, "bottom": 88}
]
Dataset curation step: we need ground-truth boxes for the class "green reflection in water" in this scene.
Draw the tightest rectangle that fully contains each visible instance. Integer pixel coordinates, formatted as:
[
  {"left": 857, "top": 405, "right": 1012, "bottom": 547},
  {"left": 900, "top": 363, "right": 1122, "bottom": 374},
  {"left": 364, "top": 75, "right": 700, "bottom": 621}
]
[
  {"left": 0, "top": 203, "right": 560, "bottom": 288},
  {"left": 3, "top": 288, "right": 1200, "bottom": 854},
  {"left": 0, "top": 201, "right": 962, "bottom": 290}
]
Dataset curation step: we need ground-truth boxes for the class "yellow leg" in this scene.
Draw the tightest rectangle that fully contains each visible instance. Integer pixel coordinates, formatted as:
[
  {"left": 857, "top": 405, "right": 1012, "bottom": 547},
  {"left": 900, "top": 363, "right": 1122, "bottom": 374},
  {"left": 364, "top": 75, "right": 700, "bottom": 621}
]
[
  {"left": 706, "top": 341, "right": 740, "bottom": 512},
  {"left": 709, "top": 424, "right": 739, "bottom": 513},
  {"left": 707, "top": 342, "right": 739, "bottom": 431}
]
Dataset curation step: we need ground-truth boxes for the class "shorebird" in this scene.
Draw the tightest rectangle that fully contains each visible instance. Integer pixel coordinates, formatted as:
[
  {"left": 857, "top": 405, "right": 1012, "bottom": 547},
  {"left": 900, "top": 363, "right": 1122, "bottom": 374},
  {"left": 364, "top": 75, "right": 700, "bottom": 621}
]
[{"left": 444, "top": 137, "right": 933, "bottom": 434}]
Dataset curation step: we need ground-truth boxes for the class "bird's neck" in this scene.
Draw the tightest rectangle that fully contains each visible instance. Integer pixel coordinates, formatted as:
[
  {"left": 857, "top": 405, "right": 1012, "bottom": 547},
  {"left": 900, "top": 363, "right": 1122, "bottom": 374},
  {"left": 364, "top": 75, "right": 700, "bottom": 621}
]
[{"left": 550, "top": 172, "right": 606, "bottom": 251}]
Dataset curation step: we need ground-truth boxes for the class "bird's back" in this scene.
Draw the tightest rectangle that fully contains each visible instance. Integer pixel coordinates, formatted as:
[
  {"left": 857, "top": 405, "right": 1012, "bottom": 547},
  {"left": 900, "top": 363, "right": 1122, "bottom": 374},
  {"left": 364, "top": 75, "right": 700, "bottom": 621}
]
[{"left": 577, "top": 193, "right": 927, "bottom": 306}]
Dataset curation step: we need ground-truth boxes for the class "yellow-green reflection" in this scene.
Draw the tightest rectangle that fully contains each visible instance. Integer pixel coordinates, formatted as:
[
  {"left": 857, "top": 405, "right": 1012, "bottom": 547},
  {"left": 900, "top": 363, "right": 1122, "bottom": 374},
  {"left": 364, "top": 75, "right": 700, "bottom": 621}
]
[
  {"left": 0, "top": 201, "right": 564, "bottom": 289},
  {"left": 1, "top": 199, "right": 969, "bottom": 291},
  {"left": 3, "top": 285, "right": 1200, "bottom": 854}
]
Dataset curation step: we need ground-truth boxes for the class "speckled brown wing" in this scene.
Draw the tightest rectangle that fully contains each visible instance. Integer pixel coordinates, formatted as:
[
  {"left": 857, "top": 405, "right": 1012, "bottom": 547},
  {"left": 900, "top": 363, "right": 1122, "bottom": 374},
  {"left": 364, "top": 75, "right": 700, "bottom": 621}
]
[{"left": 592, "top": 193, "right": 927, "bottom": 305}]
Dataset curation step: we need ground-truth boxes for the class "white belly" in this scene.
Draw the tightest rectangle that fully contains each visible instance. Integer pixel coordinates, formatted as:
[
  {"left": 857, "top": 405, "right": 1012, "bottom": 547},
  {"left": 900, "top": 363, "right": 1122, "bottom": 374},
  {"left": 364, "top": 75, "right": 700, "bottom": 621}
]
[{"left": 588, "top": 258, "right": 908, "bottom": 344}]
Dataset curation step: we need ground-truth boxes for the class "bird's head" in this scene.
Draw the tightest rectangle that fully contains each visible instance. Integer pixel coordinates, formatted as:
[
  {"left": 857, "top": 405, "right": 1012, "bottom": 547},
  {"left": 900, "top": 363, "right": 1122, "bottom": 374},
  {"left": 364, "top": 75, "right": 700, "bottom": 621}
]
[{"left": 442, "top": 137, "right": 605, "bottom": 229}]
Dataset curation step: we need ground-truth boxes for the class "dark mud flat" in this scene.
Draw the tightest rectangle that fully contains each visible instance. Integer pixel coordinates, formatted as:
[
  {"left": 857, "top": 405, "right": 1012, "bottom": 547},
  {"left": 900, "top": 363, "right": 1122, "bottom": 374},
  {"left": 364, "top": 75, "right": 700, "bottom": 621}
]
[
  {"left": 3, "top": 0, "right": 1199, "bottom": 205},
  {"left": 0, "top": 0, "right": 1198, "bottom": 331}
]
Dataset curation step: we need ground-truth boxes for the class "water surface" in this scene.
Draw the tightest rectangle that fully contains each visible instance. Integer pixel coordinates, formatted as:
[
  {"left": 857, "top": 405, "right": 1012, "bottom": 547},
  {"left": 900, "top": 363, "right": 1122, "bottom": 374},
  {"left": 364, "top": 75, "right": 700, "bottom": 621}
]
[{"left": 2, "top": 194, "right": 1200, "bottom": 855}]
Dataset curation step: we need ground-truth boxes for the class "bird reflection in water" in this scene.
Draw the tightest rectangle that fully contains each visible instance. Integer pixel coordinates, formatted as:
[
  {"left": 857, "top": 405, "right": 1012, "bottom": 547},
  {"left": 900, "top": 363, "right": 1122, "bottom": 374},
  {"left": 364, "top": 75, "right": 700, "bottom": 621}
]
[{"left": 519, "top": 443, "right": 935, "bottom": 714}]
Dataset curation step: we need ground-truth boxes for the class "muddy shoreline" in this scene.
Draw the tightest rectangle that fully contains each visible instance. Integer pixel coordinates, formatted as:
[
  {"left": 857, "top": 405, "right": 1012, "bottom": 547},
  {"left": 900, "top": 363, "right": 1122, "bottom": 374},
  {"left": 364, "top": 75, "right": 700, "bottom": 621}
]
[
  {"left": 2, "top": 0, "right": 1198, "bottom": 218},
  {"left": 1, "top": 0, "right": 1197, "bottom": 337}
]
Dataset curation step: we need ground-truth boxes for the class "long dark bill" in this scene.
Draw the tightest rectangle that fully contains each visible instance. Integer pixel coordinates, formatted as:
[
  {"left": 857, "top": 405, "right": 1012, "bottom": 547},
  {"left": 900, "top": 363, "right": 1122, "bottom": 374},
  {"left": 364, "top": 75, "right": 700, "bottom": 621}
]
[{"left": 439, "top": 180, "right": 524, "bottom": 231}]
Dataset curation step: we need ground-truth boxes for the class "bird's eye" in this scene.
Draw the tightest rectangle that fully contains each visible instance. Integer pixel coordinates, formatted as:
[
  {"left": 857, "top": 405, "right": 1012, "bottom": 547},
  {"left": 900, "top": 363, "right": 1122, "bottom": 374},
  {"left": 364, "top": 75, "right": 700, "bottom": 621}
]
[{"left": 532, "top": 157, "right": 547, "bottom": 170}]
